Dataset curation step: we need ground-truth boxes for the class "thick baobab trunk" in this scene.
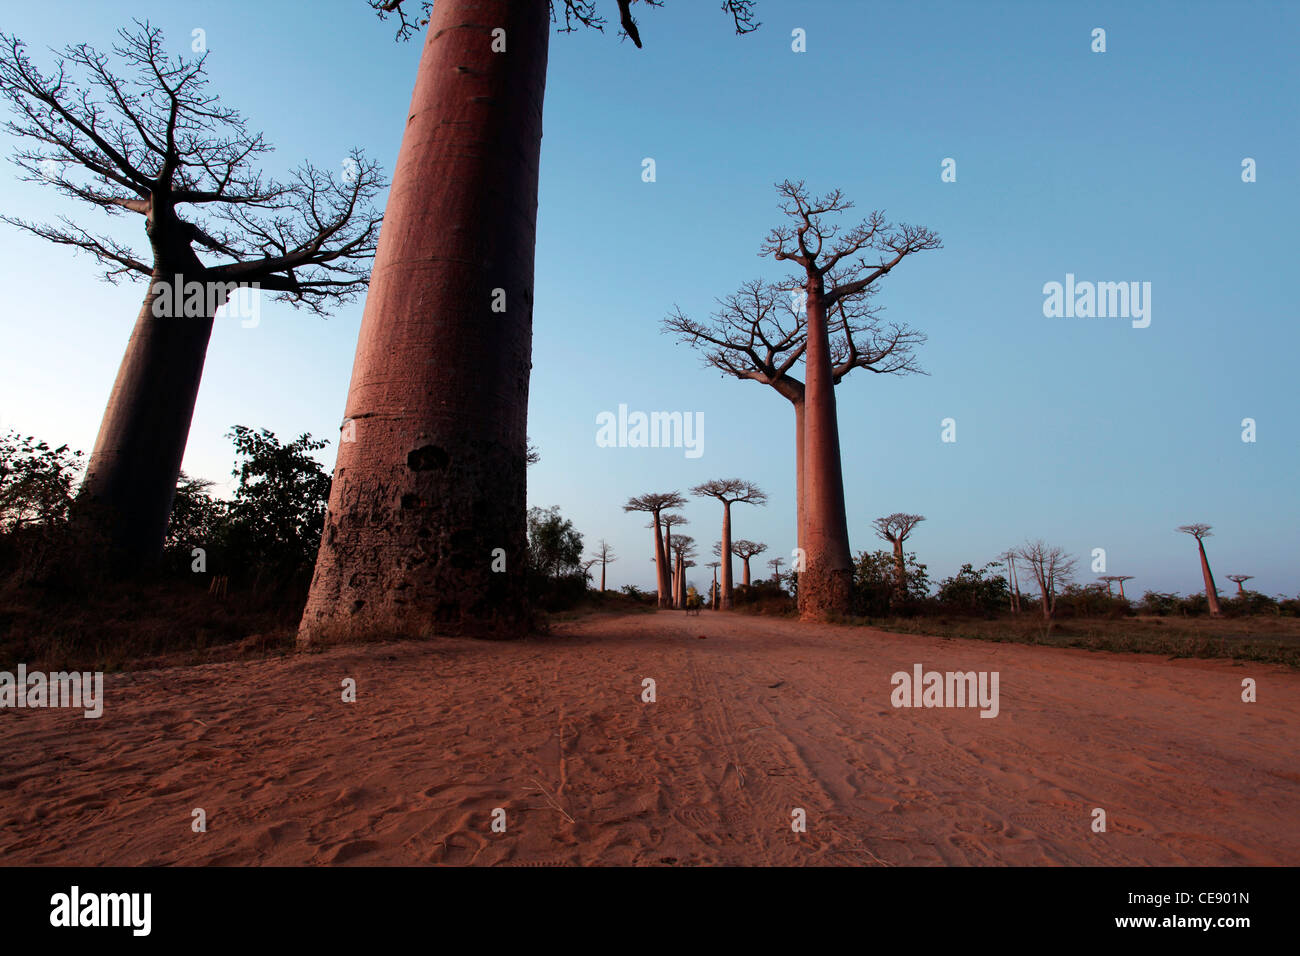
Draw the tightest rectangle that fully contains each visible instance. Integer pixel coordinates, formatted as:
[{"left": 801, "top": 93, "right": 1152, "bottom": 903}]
[
  {"left": 1117, "top": 579, "right": 1127, "bottom": 601},
  {"left": 798, "top": 286, "right": 853, "bottom": 620},
  {"left": 676, "top": 559, "right": 686, "bottom": 609},
  {"left": 741, "top": 557, "right": 752, "bottom": 587},
  {"left": 78, "top": 268, "right": 217, "bottom": 562},
  {"left": 600, "top": 559, "right": 606, "bottom": 593},
  {"left": 299, "top": 1, "right": 550, "bottom": 645},
  {"left": 720, "top": 501, "right": 735, "bottom": 609},
  {"left": 1197, "top": 539, "right": 1223, "bottom": 617},
  {"left": 711, "top": 567, "right": 719, "bottom": 609},
  {"left": 794, "top": 398, "right": 805, "bottom": 554}
]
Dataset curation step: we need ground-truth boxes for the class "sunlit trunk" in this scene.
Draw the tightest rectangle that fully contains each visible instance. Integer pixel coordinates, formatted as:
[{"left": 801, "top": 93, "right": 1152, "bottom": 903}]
[
  {"left": 798, "top": 283, "right": 853, "bottom": 619},
  {"left": 1197, "top": 539, "right": 1223, "bottom": 617},
  {"left": 720, "top": 501, "right": 735, "bottom": 609}
]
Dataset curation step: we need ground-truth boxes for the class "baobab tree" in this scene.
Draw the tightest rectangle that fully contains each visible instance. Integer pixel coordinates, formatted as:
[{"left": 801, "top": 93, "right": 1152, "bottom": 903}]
[
  {"left": 1016, "top": 540, "right": 1077, "bottom": 621},
  {"left": 1226, "top": 574, "right": 1253, "bottom": 596},
  {"left": 768, "top": 556, "right": 785, "bottom": 587},
  {"left": 666, "top": 279, "right": 924, "bottom": 557},
  {"left": 0, "top": 24, "right": 383, "bottom": 562},
  {"left": 732, "top": 540, "right": 768, "bottom": 587},
  {"left": 590, "top": 539, "right": 617, "bottom": 592},
  {"left": 298, "top": 1, "right": 759, "bottom": 644},
  {"left": 1098, "top": 574, "right": 1135, "bottom": 600},
  {"left": 623, "top": 491, "right": 684, "bottom": 609},
  {"left": 873, "top": 513, "right": 926, "bottom": 601},
  {"left": 1177, "top": 524, "right": 1223, "bottom": 617},
  {"left": 672, "top": 182, "right": 940, "bottom": 621},
  {"left": 691, "top": 478, "right": 766, "bottom": 610},
  {"left": 669, "top": 535, "right": 696, "bottom": 609},
  {"left": 706, "top": 560, "right": 721, "bottom": 609},
  {"left": 661, "top": 513, "right": 689, "bottom": 605}
]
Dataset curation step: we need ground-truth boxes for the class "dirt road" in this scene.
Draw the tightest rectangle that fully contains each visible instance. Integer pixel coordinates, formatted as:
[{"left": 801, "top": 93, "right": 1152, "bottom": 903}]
[{"left": 2, "top": 611, "right": 1295, "bottom": 865}]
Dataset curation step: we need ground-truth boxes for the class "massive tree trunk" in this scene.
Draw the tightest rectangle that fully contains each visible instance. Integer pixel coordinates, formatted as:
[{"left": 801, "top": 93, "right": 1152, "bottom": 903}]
[
  {"left": 600, "top": 559, "right": 606, "bottom": 593},
  {"left": 798, "top": 283, "right": 853, "bottom": 620},
  {"left": 78, "top": 264, "right": 216, "bottom": 563},
  {"left": 741, "top": 556, "right": 751, "bottom": 586},
  {"left": 299, "top": 0, "right": 550, "bottom": 645},
  {"left": 1197, "top": 538, "right": 1223, "bottom": 617},
  {"left": 719, "top": 501, "right": 735, "bottom": 609}
]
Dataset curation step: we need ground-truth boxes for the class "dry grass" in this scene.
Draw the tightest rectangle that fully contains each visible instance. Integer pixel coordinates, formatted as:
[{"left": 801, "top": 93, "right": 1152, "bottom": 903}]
[
  {"left": 867, "top": 614, "right": 1300, "bottom": 668},
  {"left": 0, "top": 577, "right": 300, "bottom": 672}
]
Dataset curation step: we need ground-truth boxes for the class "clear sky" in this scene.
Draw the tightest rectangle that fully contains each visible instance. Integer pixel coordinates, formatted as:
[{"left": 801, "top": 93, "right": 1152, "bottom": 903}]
[{"left": 1, "top": 0, "right": 1296, "bottom": 597}]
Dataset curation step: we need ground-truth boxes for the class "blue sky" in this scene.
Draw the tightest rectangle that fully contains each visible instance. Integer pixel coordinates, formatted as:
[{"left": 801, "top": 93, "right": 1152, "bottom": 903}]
[{"left": 1, "top": 0, "right": 1296, "bottom": 596}]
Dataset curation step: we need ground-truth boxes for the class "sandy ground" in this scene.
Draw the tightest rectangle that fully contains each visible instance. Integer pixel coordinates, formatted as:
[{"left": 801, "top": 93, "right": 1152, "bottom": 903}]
[{"left": 1, "top": 611, "right": 1296, "bottom": 866}]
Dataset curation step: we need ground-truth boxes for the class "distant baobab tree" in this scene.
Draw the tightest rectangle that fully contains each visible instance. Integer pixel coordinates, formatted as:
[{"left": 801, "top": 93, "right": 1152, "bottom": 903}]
[
  {"left": 768, "top": 556, "right": 785, "bottom": 586},
  {"left": 706, "top": 560, "right": 721, "bottom": 609},
  {"left": 1016, "top": 540, "right": 1077, "bottom": 621},
  {"left": 591, "top": 539, "right": 617, "bottom": 592},
  {"left": 1097, "top": 574, "right": 1135, "bottom": 600},
  {"left": 297, "top": 1, "right": 760, "bottom": 644},
  {"left": 674, "top": 182, "right": 940, "bottom": 620},
  {"left": 873, "top": 513, "right": 926, "bottom": 600},
  {"left": 1177, "top": 524, "right": 1223, "bottom": 617},
  {"left": 624, "top": 491, "right": 685, "bottom": 608},
  {"left": 691, "top": 479, "right": 766, "bottom": 610},
  {"left": 1226, "top": 574, "right": 1253, "bottom": 596},
  {"left": 0, "top": 24, "right": 383, "bottom": 562},
  {"left": 667, "top": 282, "right": 923, "bottom": 557},
  {"left": 731, "top": 540, "right": 768, "bottom": 587}
]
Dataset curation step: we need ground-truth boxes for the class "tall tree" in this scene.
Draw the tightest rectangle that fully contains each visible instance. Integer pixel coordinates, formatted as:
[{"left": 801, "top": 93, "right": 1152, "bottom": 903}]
[
  {"left": 674, "top": 182, "right": 939, "bottom": 620},
  {"left": 706, "top": 560, "right": 721, "bottom": 609},
  {"left": 667, "top": 279, "right": 923, "bottom": 555},
  {"left": 0, "top": 24, "right": 383, "bottom": 563},
  {"left": 300, "top": 1, "right": 758, "bottom": 644},
  {"left": 691, "top": 478, "right": 765, "bottom": 609},
  {"left": 872, "top": 513, "right": 926, "bottom": 601},
  {"left": 762, "top": 182, "right": 939, "bottom": 620},
  {"left": 590, "top": 539, "right": 617, "bottom": 592},
  {"left": 767, "top": 555, "right": 784, "bottom": 586},
  {"left": 669, "top": 534, "right": 696, "bottom": 610},
  {"left": 731, "top": 539, "right": 767, "bottom": 587},
  {"left": 1015, "top": 540, "right": 1077, "bottom": 621},
  {"left": 1177, "top": 524, "right": 1223, "bottom": 617},
  {"left": 623, "top": 491, "right": 684, "bottom": 608},
  {"left": 660, "top": 512, "right": 688, "bottom": 605}
]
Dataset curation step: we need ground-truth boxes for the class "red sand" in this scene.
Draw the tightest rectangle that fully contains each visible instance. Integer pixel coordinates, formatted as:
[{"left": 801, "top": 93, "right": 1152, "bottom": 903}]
[{"left": 1, "top": 612, "right": 1296, "bottom": 865}]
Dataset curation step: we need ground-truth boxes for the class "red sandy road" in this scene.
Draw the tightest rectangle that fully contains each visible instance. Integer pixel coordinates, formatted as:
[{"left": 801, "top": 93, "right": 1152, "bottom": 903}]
[{"left": 1, "top": 612, "right": 1295, "bottom": 865}]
